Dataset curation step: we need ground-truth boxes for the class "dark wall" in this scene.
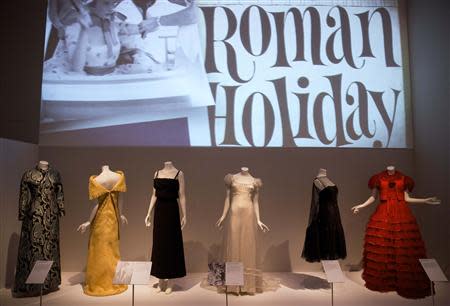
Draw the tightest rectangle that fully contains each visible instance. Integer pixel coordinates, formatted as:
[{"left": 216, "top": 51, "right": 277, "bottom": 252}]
[
  {"left": 408, "top": 0, "right": 450, "bottom": 268},
  {"left": 0, "top": 1, "right": 46, "bottom": 144}
]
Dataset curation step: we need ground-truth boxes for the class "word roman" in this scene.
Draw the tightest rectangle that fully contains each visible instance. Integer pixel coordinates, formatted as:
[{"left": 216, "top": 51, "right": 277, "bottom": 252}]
[{"left": 200, "top": 4, "right": 404, "bottom": 147}]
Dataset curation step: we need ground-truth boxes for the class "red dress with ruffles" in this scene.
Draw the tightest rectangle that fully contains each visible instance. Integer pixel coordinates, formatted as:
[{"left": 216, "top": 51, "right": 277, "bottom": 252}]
[{"left": 362, "top": 171, "right": 430, "bottom": 299}]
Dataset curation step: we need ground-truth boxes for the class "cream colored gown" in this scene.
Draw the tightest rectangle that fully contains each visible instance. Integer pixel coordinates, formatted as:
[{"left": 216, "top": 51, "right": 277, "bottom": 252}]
[{"left": 222, "top": 174, "right": 263, "bottom": 294}]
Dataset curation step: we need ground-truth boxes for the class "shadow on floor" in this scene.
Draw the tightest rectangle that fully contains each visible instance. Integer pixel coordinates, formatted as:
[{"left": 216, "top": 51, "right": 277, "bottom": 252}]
[{"left": 276, "top": 273, "right": 330, "bottom": 290}]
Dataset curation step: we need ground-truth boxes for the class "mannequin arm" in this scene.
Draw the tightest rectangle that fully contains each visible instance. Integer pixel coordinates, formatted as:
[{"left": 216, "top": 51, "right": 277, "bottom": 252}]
[
  {"left": 253, "top": 191, "right": 269, "bottom": 232},
  {"left": 216, "top": 189, "right": 230, "bottom": 228},
  {"left": 178, "top": 172, "right": 187, "bottom": 229},
  {"left": 405, "top": 192, "right": 441, "bottom": 205},
  {"left": 77, "top": 201, "right": 98, "bottom": 233},
  {"left": 145, "top": 189, "right": 157, "bottom": 227},
  {"left": 118, "top": 195, "right": 128, "bottom": 224},
  {"left": 351, "top": 189, "right": 377, "bottom": 214}
]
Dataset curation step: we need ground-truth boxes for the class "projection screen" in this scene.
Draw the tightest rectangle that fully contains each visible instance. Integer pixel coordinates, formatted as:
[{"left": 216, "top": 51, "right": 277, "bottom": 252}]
[{"left": 39, "top": 0, "right": 411, "bottom": 148}]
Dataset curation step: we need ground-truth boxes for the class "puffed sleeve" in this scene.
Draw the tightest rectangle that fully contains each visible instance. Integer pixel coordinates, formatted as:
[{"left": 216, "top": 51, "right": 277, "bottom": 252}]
[
  {"left": 18, "top": 172, "right": 31, "bottom": 221},
  {"left": 224, "top": 174, "right": 233, "bottom": 187},
  {"left": 404, "top": 175, "right": 415, "bottom": 192},
  {"left": 254, "top": 178, "right": 263, "bottom": 190},
  {"left": 368, "top": 174, "right": 379, "bottom": 190},
  {"left": 55, "top": 171, "right": 65, "bottom": 217}
]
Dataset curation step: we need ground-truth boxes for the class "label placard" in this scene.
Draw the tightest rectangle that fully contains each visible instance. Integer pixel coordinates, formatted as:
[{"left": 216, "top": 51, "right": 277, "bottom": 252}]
[
  {"left": 419, "top": 259, "right": 448, "bottom": 282},
  {"left": 26, "top": 261, "right": 54, "bottom": 284},
  {"left": 321, "top": 260, "right": 345, "bottom": 283},
  {"left": 225, "top": 262, "right": 244, "bottom": 286}
]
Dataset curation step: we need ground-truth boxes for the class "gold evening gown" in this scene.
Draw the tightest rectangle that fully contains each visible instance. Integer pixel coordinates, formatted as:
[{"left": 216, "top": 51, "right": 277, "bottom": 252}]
[{"left": 83, "top": 171, "right": 127, "bottom": 296}]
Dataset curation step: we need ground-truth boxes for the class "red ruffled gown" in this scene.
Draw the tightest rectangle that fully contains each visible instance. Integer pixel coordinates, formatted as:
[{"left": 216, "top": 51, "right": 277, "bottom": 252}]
[{"left": 362, "top": 171, "right": 431, "bottom": 299}]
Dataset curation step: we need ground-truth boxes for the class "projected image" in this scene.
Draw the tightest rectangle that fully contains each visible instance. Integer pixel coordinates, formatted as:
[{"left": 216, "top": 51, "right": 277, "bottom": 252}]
[
  {"left": 40, "top": 0, "right": 410, "bottom": 148},
  {"left": 40, "top": 0, "right": 214, "bottom": 145}
]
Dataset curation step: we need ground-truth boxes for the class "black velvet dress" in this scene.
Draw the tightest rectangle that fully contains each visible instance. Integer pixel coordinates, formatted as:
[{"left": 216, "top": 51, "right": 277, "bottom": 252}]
[
  {"left": 150, "top": 171, "right": 186, "bottom": 279},
  {"left": 301, "top": 181, "right": 347, "bottom": 262}
]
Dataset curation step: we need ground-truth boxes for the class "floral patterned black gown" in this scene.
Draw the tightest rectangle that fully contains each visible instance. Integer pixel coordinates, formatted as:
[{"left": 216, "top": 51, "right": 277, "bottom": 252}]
[{"left": 12, "top": 165, "right": 65, "bottom": 297}]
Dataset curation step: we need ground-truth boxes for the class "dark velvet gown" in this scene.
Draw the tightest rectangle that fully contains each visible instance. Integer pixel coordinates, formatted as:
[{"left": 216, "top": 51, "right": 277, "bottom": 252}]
[
  {"left": 150, "top": 171, "right": 186, "bottom": 279},
  {"left": 302, "top": 180, "right": 347, "bottom": 262},
  {"left": 13, "top": 166, "right": 64, "bottom": 297}
]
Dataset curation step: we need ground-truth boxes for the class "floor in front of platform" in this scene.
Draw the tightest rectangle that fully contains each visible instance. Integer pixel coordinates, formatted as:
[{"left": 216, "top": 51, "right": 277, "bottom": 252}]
[{"left": 1, "top": 272, "right": 448, "bottom": 306}]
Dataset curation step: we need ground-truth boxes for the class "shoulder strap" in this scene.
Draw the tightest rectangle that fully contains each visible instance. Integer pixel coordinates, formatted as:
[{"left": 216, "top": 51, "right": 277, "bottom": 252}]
[
  {"left": 314, "top": 178, "right": 325, "bottom": 189},
  {"left": 174, "top": 170, "right": 180, "bottom": 179}
]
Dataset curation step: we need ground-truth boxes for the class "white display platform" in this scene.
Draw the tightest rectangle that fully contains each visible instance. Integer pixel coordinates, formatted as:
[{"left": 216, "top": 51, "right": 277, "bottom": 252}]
[{"left": 1, "top": 272, "right": 449, "bottom": 306}]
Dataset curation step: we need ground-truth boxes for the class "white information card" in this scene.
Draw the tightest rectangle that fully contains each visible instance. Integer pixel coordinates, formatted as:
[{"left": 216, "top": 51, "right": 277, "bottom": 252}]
[
  {"left": 419, "top": 259, "right": 448, "bottom": 282},
  {"left": 225, "top": 262, "right": 244, "bottom": 286},
  {"left": 113, "top": 261, "right": 152, "bottom": 285},
  {"left": 26, "top": 261, "right": 54, "bottom": 284},
  {"left": 321, "top": 260, "right": 345, "bottom": 283},
  {"left": 131, "top": 262, "right": 153, "bottom": 285}
]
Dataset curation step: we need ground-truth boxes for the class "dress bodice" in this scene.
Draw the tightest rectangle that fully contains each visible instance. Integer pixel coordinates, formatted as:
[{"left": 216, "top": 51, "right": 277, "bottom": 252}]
[
  {"left": 318, "top": 185, "right": 338, "bottom": 204},
  {"left": 154, "top": 179, "right": 179, "bottom": 200},
  {"left": 153, "top": 170, "right": 180, "bottom": 200},
  {"left": 230, "top": 181, "right": 256, "bottom": 199},
  {"left": 19, "top": 166, "right": 65, "bottom": 220},
  {"left": 368, "top": 171, "right": 414, "bottom": 201}
]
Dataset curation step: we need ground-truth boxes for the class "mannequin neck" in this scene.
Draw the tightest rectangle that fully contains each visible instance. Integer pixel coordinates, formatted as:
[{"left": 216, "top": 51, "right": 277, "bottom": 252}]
[
  {"left": 317, "top": 168, "right": 327, "bottom": 178},
  {"left": 101, "top": 165, "right": 111, "bottom": 173},
  {"left": 386, "top": 165, "right": 396, "bottom": 175},
  {"left": 163, "top": 161, "right": 175, "bottom": 170},
  {"left": 240, "top": 167, "right": 250, "bottom": 175},
  {"left": 38, "top": 160, "right": 49, "bottom": 171}
]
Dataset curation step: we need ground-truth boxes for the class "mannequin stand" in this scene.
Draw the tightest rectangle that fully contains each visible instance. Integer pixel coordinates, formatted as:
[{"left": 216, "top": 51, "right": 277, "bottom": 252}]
[
  {"left": 431, "top": 280, "right": 434, "bottom": 306},
  {"left": 225, "top": 286, "right": 228, "bottom": 306},
  {"left": 331, "top": 282, "right": 334, "bottom": 306},
  {"left": 40, "top": 284, "right": 43, "bottom": 306}
]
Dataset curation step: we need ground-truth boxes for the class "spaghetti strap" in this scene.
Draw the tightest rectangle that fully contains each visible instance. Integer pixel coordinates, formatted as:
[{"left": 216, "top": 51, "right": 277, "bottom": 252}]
[{"left": 174, "top": 170, "right": 180, "bottom": 179}]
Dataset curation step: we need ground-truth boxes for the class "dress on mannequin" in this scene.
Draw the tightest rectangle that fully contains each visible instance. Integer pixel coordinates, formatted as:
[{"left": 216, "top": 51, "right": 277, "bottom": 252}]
[
  {"left": 13, "top": 163, "right": 65, "bottom": 297},
  {"left": 220, "top": 173, "right": 278, "bottom": 294},
  {"left": 363, "top": 170, "right": 430, "bottom": 299},
  {"left": 150, "top": 170, "right": 186, "bottom": 279},
  {"left": 302, "top": 176, "right": 346, "bottom": 262},
  {"left": 83, "top": 170, "right": 127, "bottom": 296}
]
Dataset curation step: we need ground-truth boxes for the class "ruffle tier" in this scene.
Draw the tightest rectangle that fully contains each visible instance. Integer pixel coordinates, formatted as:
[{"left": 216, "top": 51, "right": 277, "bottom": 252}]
[{"left": 362, "top": 201, "right": 431, "bottom": 299}]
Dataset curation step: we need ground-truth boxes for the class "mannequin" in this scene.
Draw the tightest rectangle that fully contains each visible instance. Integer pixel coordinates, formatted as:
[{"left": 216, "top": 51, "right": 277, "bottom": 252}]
[
  {"left": 78, "top": 165, "right": 128, "bottom": 233},
  {"left": 314, "top": 168, "right": 336, "bottom": 190},
  {"left": 216, "top": 167, "right": 269, "bottom": 232},
  {"left": 351, "top": 165, "right": 440, "bottom": 299},
  {"left": 145, "top": 161, "right": 187, "bottom": 294},
  {"left": 302, "top": 168, "right": 346, "bottom": 262},
  {"left": 13, "top": 161, "right": 64, "bottom": 297},
  {"left": 37, "top": 160, "right": 49, "bottom": 171},
  {"left": 77, "top": 165, "right": 128, "bottom": 296},
  {"left": 351, "top": 165, "right": 440, "bottom": 214},
  {"left": 215, "top": 167, "right": 273, "bottom": 294}
]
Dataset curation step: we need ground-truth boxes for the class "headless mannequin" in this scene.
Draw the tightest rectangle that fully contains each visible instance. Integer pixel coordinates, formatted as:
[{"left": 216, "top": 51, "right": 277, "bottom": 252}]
[
  {"left": 216, "top": 167, "right": 270, "bottom": 233},
  {"left": 314, "top": 168, "right": 335, "bottom": 190},
  {"left": 38, "top": 160, "right": 49, "bottom": 171},
  {"left": 77, "top": 165, "right": 128, "bottom": 233},
  {"left": 351, "top": 165, "right": 441, "bottom": 214},
  {"left": 144, "top": 161, "right": 187, "bottom": 295}
]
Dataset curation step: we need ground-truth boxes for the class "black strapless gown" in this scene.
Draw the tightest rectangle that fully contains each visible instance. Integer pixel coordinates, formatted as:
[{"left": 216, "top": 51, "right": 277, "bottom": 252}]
[
  {"left": 302, "top": 184, "right": 347, "bottom": 262},
  {"left": 151, "top": 174, "right": 186, "bottom": 279}
]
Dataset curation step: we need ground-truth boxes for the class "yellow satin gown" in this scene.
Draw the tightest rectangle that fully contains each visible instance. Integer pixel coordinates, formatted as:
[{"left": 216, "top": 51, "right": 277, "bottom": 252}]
[{"left": 83, "top": 171, "right": 127, "bottom": 296}]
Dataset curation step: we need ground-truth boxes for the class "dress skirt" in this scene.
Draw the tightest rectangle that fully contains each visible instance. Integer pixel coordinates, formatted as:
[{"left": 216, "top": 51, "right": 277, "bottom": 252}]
[{"left": 151, "top": 197, "right": 186, "bottom": 279}]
